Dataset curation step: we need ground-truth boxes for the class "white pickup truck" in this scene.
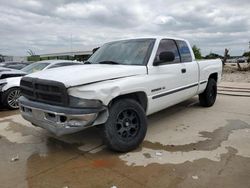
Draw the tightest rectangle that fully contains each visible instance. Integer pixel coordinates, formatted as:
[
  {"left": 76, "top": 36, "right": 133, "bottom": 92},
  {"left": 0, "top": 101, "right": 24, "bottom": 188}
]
[{"left": 19, "top": 37, "right": 222, "bottom": 152}]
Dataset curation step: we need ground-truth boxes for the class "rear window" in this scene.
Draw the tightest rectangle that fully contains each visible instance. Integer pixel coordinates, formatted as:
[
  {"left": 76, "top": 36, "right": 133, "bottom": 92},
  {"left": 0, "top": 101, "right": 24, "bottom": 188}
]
[{"left": 176, "top": 40, "right": 192, "bottom": 62}]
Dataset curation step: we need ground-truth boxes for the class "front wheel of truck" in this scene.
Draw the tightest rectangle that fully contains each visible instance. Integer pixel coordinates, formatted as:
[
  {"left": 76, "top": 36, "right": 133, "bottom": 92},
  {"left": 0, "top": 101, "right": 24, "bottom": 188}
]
[
  {"left": 199, "top": 78, "right": 217, "bottom": 107},
  {"left": 102, "top": 98, "right": 147, "bottom": 152}
]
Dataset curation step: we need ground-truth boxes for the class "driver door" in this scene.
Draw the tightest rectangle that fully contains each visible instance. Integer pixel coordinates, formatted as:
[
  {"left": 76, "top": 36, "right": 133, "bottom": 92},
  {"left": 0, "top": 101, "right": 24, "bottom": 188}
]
[{"left": 147, "top": 39, "right": 187, "bottom": 114}]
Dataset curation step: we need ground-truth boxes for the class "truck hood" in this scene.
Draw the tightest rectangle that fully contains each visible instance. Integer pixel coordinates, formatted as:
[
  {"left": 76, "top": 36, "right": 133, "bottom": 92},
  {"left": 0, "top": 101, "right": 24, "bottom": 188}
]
[{"left": 26, "top": 64, "right": 147, "bottom": 88}]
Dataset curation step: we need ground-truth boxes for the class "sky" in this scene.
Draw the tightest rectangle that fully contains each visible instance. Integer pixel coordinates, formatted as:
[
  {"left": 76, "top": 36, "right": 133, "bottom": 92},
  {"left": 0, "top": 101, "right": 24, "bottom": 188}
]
[{"left": 0, "top": 0, "right": 249, "bottom": 56}]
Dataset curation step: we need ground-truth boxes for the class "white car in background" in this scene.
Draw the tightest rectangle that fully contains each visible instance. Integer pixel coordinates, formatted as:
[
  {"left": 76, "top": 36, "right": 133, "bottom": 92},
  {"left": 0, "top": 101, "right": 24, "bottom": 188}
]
[
  {"left": 0, "top": 67, "right": 27, "bottom": 79},
  {"left": 0, "top": 60, "right": 82, "bottom": 109}
]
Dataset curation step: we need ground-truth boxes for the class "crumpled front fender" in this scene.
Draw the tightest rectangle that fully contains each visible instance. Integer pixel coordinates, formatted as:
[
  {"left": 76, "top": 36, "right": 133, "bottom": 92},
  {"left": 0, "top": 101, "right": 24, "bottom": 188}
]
[{"left": 68, "top": 82, "right": 121, "bottom": 106}]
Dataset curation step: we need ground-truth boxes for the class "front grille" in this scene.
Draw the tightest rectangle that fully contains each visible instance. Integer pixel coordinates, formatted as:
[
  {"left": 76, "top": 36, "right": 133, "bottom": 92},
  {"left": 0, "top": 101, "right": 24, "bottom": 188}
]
[{"left": 20, "top": 77, "right": 68, "bottom": 106}]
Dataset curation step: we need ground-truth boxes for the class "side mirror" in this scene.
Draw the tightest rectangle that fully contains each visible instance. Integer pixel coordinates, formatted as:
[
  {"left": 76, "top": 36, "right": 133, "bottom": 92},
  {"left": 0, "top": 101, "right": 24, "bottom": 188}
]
[{"left": 154, "top": 51, "right": 175, "bottom": 65}]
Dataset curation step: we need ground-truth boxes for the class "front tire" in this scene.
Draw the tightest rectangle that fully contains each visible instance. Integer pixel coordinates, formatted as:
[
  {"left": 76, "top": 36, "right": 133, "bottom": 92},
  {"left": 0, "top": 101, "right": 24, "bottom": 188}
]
[
  {"left": 3, "top": 87, "right": 21, "bottom": 110},
  {"left": 102, "top": 99, "right": 147, "bottom": 152},
  {"left": 199, "top": 78, "right": 217, "bottom": 107}
]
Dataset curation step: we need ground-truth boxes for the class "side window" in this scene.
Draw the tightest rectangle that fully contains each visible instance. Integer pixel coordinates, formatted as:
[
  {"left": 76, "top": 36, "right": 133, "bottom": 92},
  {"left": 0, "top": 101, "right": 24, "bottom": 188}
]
[
  {"left": 176, "top": 40, "right": 192, "bottom": 62},
  {"left": 154, "top": 39, "right": 180, "bottom": 64}
]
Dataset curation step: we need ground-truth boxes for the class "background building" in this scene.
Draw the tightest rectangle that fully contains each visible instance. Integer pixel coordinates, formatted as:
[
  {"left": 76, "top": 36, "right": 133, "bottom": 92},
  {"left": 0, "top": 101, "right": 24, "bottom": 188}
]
[
  {"left": 1, "top": 55, "right": 27, "bottom": 62},
  {"left": 28, "top": 50, "right": 92, "bottom": 62}
]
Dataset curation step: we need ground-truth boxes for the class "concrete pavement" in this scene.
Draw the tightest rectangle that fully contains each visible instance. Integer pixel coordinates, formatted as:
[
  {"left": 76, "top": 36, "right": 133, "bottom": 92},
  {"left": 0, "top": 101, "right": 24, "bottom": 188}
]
[
  {"left": 0, "top": 94, "right": 250, "bottom": 188},
  {"left": 218, "top": 81, "right": 250, "bottom": 97}
]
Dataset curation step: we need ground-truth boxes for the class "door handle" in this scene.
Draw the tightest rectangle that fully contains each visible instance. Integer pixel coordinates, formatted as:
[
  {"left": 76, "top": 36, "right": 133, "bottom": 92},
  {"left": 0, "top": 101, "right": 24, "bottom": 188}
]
[{"left": 181, "top": 68, "right": 186, "bottom": 73}]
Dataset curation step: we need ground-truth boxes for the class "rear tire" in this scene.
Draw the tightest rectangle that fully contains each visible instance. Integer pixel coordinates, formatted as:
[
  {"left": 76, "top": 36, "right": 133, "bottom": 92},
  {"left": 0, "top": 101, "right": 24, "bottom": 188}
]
[
  {"left": 199, "top": 79, "right": 217, "bottom": 107},
  {"left": 102, "top": 99, "right": 147, "bottom": 152},
  {"left": 3, "top": 87, "right": 21, "bottom": 110}
]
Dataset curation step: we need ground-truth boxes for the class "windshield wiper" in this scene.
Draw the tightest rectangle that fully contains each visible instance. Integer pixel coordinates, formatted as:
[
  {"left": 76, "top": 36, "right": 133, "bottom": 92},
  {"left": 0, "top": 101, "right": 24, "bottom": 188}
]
[{"left": 97, "top": 61, "right": 121, "bottom": 65}]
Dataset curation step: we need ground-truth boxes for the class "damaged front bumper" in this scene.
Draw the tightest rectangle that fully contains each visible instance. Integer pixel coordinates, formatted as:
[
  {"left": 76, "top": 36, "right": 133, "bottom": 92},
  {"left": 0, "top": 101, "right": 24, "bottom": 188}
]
[{"left": 19, "top": 96, "right": 107, "bottom": 136}]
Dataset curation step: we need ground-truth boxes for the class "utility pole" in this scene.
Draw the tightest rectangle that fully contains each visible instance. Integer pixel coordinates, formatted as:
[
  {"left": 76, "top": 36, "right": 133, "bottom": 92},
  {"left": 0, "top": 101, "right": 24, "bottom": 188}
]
[
  {"left": 70, "top": 34, "right": 73, "bottom": 56},
  {"left": 248, "top": 41, "right": 250, "bottom": 63}
]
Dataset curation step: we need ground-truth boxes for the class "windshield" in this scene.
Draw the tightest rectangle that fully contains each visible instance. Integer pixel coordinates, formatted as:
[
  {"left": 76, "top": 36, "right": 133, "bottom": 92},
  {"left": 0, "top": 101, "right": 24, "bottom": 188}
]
[
  {"left": 88, "top": 39, "right": 155, "bottom": 65},
  {"left": 21, "top": 62, "right": 49, "bottom": 74}
]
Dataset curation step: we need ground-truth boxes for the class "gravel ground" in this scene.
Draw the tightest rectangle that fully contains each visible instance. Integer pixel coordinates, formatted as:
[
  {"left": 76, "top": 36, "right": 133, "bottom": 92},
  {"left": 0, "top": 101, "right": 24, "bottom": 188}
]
[{"left": 222, "top": 63, "right": 250, "bottom": 83}]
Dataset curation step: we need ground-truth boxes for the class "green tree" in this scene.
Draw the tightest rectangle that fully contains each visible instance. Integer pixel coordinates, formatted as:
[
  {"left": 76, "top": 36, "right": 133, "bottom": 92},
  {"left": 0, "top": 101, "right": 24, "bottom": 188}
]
[
  {"left": 192, "top": 45, "right": 202, "bottom": 59},
  {"left": 243, "top": 51, "right": 250, "bottom": 63},
  {"left": 204, "top": 53, "right": 223, "bottom": 59},
  {"left": 243, "top": 51, "right": 250, "bottom": 57}
]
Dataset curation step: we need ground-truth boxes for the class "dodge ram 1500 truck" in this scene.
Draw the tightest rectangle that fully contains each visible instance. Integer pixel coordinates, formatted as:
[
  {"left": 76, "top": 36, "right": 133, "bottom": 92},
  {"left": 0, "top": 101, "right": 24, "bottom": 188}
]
[{"left": 19, "top": 37, "right": 222, "bottom": 152}]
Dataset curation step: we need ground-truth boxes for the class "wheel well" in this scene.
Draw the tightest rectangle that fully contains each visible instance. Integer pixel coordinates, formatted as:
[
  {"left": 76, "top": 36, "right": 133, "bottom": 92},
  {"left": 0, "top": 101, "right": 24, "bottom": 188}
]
[
  {"left": 5, "top": 87, "right": 20, "bottom": 94},
  {"left": 209, "top": 73, "right": 218, "bottom": 82},
  {"left": 109, "top": 92, "right": 148, "bottom": 111},
  {"left": 2, "top": 87, "right": 20, "bottom": 107},
  {"left": 2, "top": 86, "right": 20, "bottom": 97}
]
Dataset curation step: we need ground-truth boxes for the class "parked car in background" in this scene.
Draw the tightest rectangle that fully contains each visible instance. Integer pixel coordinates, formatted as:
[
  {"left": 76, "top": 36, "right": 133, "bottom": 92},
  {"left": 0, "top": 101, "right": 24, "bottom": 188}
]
[
  {"left": 19, "top": 37, "right": 222, "bottom": 152},
  {"left": 0, "top": 60, "right": 82, "bottom": 109},
  {"left": 0, "top": 67, "right": 26, "bottom": 80},
  {"left": 0, "top": 61, "right": 31, "bottom": 70}
]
